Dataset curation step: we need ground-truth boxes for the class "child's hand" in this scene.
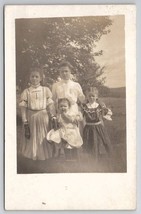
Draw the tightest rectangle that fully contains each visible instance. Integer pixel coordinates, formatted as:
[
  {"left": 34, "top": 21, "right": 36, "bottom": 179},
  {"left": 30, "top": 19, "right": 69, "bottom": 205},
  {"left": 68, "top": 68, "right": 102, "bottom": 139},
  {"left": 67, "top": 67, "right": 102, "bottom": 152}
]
[
  {"left": 24, "top": 123, "right": 30, "bottom": 140},
  {"left": 73, "top": 119, "right": 79, "bottom": 126},
  {"left": 61, "top": 113, "right": 73, "bottom": 123},
  {"left": 62, "top": 113, "right": 80, "bottom": 125}
]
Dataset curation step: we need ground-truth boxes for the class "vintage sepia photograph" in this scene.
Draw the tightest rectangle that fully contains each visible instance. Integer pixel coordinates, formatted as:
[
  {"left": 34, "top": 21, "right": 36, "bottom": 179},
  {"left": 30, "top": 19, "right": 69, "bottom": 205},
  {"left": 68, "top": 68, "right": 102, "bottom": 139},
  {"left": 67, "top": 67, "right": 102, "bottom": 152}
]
[
  {"left": 16, "top": 15, "right": 126, "bottom": 173},
  {"left": 5, "top": 5, "right": 136, "bottom": 210}
]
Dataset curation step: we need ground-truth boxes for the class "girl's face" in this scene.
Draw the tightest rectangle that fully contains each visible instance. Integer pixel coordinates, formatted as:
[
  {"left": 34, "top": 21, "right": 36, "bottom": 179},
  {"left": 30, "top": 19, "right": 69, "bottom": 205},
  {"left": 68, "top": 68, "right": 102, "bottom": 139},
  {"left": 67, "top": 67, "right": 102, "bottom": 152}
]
[
  {"left": 59, "top": 101, "right": 69, "bottom": 113},
  {"left": 59, "top": 66, "right": 71, "bottom": 80},
  {"left": 87, "top": 93, "right": 98, "bottom": 104},
  {"left": 30, "top": 71, "right": 41, "bottom": 86}
]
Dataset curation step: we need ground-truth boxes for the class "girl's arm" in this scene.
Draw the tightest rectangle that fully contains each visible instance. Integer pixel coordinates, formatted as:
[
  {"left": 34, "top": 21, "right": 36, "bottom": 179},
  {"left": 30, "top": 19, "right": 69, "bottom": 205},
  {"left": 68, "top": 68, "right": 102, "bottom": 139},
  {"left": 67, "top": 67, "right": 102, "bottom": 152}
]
[
  {"left": 47, "top": 102, "right": 56, "bottom": 118},
  {"left": 51, "top": 83, "right": 58, "bottom": 108},
  {"left": 76, "top": 83, "right": 86, "bottom": 104},
  {"left": 98, "top": 100, "right": 112, "bottom": 121},
  {"left": 75, "top": 112, "right": 83, "bottom": 122},
  {"left": 21, "top": 106, "right": 28, "bottom": 123},
  {"left": 61, "top": 112, "right": 83, "bottom": 124},
  {"left": 47, "top": 103, "right": 59, "bottom": 130},
  {"left": 46, "top": 87, "right": 57, "bottom": 118},
  {"left": 61, "top": 113, "right": 73, "bottom": 123},
  {"left": 20, "top": 106, "right": 30, "bottom": 139},
  {"left": 103, "top": 108, "right": 113, "bottom": 121},
  {"left": 19, "top": 89, "right": 28, "bottom": 123},
  {"left": 19, "top": 89, "right": 30, "bottom": 139}
]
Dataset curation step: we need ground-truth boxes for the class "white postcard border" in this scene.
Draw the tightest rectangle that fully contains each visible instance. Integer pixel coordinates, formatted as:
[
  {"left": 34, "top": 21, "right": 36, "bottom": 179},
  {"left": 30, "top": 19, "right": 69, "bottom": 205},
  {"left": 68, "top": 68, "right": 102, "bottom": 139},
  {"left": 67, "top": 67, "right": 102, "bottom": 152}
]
[{"left": 5, "top": 5, "right": 136, "bottom": 210}]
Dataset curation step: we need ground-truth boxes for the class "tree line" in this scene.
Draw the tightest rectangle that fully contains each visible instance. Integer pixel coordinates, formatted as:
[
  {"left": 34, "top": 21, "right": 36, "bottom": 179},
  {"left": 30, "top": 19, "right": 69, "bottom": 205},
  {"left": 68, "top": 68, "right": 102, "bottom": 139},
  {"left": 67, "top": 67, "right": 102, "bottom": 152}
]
[{"left": 16, "top": 16, "right": 112, "bottom": 92}]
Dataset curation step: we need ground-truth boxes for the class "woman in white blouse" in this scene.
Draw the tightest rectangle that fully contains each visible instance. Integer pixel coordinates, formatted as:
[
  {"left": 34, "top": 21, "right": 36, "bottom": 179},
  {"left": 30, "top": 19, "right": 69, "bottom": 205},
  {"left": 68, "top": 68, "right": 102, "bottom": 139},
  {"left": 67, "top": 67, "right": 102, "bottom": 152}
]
[
  {"left": 52, "top": 61, "right": 85, "bottom": 113},
  {"left": 19, "top": 68, "right": 56, "bottom": 160}
]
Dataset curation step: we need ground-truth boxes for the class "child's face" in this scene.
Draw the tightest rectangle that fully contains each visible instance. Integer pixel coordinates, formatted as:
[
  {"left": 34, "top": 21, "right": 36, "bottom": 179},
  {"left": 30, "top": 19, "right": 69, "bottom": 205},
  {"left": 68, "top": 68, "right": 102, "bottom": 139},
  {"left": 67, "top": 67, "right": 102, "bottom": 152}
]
[
  {"left": 59, "top": 66, "right": 71, "bottom": 80},
  {"left": 59, "top": 101, "right": 69, "bottom": 113},
  {"left": 30, "top": 71, "right": 41, "bottom": 86},
  {"left": 87, "top": 93, "right": 98, "bottom": 103}
]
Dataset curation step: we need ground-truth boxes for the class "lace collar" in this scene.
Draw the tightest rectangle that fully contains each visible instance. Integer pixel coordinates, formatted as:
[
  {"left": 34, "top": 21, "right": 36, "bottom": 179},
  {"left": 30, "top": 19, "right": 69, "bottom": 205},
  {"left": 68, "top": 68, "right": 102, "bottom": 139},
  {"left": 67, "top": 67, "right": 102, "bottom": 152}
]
[
  {"left": 30, "top": 84, "right": 41, "bottom": 89},
  {"left": 86, "top": 102, "right": 99, "bottom": 109}
]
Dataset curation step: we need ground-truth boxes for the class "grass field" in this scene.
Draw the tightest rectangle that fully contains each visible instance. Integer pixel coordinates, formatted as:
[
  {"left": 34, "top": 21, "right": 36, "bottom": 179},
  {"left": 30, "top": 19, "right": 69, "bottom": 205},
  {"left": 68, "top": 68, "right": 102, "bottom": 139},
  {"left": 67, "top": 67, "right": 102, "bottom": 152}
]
[
  {"left": 17, "top": 96, "right": 126, "bottom": 173},
  {"left": 101, "top": 97, "right": 126, "bottom": 172}
]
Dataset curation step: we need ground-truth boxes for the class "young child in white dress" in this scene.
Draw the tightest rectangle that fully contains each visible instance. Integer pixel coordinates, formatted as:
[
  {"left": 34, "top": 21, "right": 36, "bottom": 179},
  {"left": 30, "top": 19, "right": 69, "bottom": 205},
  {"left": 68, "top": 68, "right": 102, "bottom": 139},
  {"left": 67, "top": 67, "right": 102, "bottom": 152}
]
[
  {"left": 47, "top": 98, "right": 83, "bottom": 159},
  {"left": 19, "top": 68, "right": 56, "bottom": 160}
]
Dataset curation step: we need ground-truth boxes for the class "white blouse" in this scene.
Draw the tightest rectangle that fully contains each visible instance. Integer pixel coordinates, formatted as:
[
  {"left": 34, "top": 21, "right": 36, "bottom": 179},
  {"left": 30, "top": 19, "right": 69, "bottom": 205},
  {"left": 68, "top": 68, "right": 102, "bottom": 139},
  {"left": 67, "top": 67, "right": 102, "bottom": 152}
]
[
  {"left": 52, "top": 80, "right": 85, "bottom": 104},
  {"left": 19, "top": 85, "right": 53, "bottom": 110}
]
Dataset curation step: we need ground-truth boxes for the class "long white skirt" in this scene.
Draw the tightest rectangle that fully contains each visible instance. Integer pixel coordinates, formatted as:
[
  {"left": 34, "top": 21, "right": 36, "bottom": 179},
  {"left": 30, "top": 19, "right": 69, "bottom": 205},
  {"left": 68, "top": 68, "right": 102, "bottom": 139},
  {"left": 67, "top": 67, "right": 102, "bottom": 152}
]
[{"left": 20, "top": 109, "right": 53, "bottom": 160}]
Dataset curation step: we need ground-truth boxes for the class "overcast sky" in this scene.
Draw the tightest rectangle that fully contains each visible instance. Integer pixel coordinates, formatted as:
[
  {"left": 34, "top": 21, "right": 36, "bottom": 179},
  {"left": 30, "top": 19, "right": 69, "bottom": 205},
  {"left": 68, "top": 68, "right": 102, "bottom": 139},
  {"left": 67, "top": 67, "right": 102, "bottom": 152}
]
[{"left": 95, "top": 15, "right": 125, "bottom": 88}]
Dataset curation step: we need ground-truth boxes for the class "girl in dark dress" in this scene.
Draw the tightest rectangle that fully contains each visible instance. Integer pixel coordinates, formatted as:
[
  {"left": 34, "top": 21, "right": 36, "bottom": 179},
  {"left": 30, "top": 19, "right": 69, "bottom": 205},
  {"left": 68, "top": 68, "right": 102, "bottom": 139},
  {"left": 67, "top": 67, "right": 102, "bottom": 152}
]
[{"left": 82, "top": 87, "right": 112, "bottom": 162}]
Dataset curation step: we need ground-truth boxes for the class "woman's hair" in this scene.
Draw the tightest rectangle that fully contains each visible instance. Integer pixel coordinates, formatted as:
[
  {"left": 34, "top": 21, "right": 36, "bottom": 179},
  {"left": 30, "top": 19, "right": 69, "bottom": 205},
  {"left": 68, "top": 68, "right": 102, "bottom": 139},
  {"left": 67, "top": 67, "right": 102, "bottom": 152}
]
[
  {"left": 58, "top": 98, "right": 71, "bottom": 108},
  {"left": 58, "top": 61, "right": 73, "bottom": 71}
]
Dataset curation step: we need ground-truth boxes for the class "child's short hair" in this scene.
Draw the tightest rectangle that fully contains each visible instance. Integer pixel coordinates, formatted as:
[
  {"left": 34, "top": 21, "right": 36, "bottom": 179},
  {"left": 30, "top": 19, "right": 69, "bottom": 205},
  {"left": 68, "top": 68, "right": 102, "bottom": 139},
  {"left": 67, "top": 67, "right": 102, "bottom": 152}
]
[
  {"left": 29, "top": 67, "right": 44, "bottom": 79},
  {"left": 58, "top": 61, "right": 73, "bottom": 71},
  {"left": 86, "top": 87, "right": 99, "bottom": 97},
  {"left": 58, "top": 98, "right": 71, "bottom": 108}
]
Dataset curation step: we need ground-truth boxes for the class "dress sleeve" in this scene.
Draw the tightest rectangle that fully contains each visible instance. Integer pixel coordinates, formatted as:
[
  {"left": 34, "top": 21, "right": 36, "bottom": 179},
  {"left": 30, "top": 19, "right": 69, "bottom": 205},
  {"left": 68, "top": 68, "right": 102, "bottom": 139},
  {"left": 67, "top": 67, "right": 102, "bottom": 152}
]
[
  {"left": 51, "top": 83, "right": 57, "bottom": 102},
  {"left": 98, "top": 100, "right": 106, "bottom": 108},
  {"left": 45, "top": 87, "right": 54, "bottom": 106},
  {"left": 76, "top": 83, "right": 85, "bottom": 103},
  {"left": 19, "top": 89, "right": 28, "bottom": 108},
  {"left": 98, "top": 100, "right": 113, "bottom": 120}
]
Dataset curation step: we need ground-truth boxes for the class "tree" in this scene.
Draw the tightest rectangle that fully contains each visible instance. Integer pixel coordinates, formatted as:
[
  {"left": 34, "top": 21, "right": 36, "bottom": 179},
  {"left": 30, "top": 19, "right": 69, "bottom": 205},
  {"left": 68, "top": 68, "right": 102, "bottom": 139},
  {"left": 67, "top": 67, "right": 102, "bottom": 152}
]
[{"left": 16, "top": 16, "right": 112, "bottom": 90}]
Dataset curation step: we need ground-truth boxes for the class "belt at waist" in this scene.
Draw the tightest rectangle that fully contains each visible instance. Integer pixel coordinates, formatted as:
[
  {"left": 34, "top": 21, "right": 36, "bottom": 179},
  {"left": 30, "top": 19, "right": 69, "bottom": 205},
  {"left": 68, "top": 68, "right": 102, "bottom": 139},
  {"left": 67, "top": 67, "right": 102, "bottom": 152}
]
[
  {"left": 60, "top": 126, "right": 76, "bottom": 130},
  {"left": 27, "top": 108, "right": 46, "bottom": 111},
  {"left": 86, "top": 121, "right": 101, "bottom": 125}
]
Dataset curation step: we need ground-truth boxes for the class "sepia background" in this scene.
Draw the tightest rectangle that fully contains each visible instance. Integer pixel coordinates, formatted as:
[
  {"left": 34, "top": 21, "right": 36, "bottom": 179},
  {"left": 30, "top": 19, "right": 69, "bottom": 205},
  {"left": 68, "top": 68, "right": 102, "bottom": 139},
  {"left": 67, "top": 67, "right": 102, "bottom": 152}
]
[{"left": 16, "top": 15, "right": 126, "bottom": 173}]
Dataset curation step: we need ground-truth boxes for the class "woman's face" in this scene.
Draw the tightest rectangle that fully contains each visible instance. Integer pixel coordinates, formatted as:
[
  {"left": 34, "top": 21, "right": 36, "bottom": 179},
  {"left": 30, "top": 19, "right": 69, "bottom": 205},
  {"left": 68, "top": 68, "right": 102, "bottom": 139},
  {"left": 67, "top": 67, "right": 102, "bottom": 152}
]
[
  {"left": 59, "top": 101, "right": 69, "bottom": 113},
  {"left": 30, "top": 71, "right": 41, "bottom": 86},
  {"left": 87, "top": 93, "right": 98, "bottom": 104},
  {"left": 59, "top": 66, "right": 71, "bottom": 80}
]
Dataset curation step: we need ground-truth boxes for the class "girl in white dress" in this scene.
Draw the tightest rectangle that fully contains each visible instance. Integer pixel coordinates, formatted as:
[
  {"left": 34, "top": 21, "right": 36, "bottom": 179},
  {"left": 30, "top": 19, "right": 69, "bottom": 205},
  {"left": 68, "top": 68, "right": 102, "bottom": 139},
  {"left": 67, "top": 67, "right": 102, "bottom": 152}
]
[
  {"left": 47, "top": 98, "right": 83, "bottom": 158},
  {"left": 19, "top": 68, "right": 56, "bottom": 160}
]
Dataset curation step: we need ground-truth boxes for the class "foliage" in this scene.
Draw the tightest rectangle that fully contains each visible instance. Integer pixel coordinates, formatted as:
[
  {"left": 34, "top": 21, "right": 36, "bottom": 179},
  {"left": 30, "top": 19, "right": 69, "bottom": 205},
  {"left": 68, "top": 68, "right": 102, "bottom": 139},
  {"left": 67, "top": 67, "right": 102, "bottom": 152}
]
[{"left": 16, "top": 16, "right": 112, "bottom": 89}]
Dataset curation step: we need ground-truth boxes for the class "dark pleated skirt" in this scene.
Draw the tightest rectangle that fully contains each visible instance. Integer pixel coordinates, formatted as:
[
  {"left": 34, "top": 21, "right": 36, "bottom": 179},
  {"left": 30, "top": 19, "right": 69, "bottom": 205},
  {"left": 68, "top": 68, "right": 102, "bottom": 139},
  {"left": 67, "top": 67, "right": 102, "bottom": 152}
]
[{"left": 83, "top": 123, "right": 111, "bottom": 159}]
